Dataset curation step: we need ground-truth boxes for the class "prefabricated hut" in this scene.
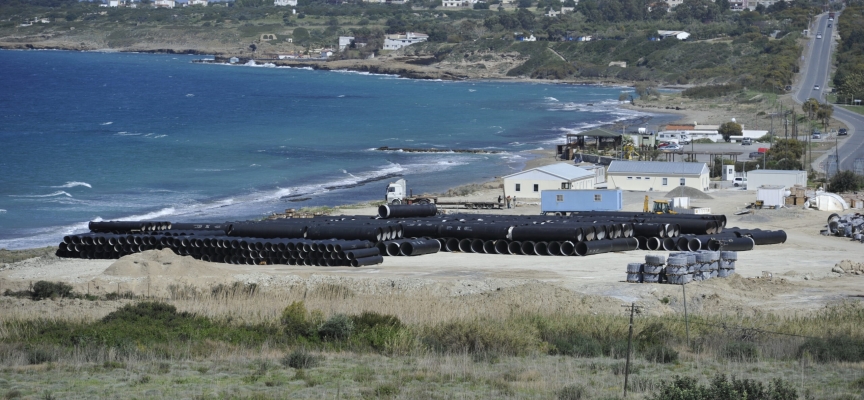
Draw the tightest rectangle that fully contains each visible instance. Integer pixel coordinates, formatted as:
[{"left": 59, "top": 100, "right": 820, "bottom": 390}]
[
  {"left": 502, "top": 163, "right": 595, "bottom": 200},
  {"left": 606, "top": 161, "right": 709, "bottom": 192},
  {"left": 746, "top": 170, "right": 806, "bottom": 190}
]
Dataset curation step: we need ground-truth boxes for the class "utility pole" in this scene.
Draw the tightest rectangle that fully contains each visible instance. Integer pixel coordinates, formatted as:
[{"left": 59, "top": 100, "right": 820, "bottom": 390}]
[{"left": 622, "top": 303, "right": 643, "bottom": 397}]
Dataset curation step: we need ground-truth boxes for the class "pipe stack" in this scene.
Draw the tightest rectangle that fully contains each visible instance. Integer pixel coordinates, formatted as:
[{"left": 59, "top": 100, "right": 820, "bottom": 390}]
[
  {"left": 56, "top": 232, "right": 383, "bottom": 267},
  {"left": 627, "top": 250, "right": 739, "bottom": 284}
]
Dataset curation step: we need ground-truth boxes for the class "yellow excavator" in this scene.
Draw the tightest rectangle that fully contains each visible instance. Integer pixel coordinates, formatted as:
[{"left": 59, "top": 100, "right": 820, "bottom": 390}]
[
  {"left": 621, "top": 137, "right": 639, "bottom": 160},
  {"left": 644, "top": 196, "right": 678, "bottom": 214}
]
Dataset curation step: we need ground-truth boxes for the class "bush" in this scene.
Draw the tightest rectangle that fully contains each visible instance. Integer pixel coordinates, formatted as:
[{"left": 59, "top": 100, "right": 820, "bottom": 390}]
[
  {"left": 798, "top": 336, "right": 864, "bottom": 363},
  {"left": 423, "top": 319, "right": 544, "bottom": 356},
  {"left": 31, "top": 281, "right": 73, "bottom": 300},
  {"left": 557, "top": 384, "right": 586, "bottom": 400},
  {"left": 682, "top": 84, "right": 743, "bottom": 99},
  {"left": 549, "top": 335, "right": 603, "bottom": 357},
  {"left": 650, "top": 374, "right": 797, "bottom": 400},
  {"left": 318, "top": 314, "right": 354, "bottom": 341},
  {"left": 829, "top": 170, "right": 864, "bottom": 193},
  {"left": 282, "top": 348, "right": 320, "bottom": 369},
  {"left": 280, "top": 301, "right": 316, "bottom": 338},
  {"left": 351, "top": 311, "right": 405, "bottom": 352},
  {"left": 26, "top": 347, "right": 56, "bottom": 365},
  {"left": 723, "top": 341, "right": 759, "bottom": 362},
  {"left": 642, "top": 345, "right": 679, "bottom": 364}
]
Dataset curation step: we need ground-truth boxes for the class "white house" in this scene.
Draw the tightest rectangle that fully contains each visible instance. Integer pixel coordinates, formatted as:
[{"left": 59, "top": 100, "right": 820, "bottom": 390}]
[
  {"left": 658, "top": 30, "right": 690, "bottom": 40},
  {"left": 338, "top": 36, "right": 354, "bottom": 51},
  {"left": 275, "top": 0, "right": 298, "bottom": 5},
  {"left": 188, "top": 0, "right": 209, "bottom": 6},
  {"left": 502, "top": 163, "right": 596, "bottom": 200},
  {"left": 442, "top": 0, "right": 466, "bottom": 6},
  {"left": 606, "top": 161, "right": 709, "bottom": 192},
  {"left": 153, "top": 0, "right": 175, "bottom": 8},
  {"left": 108, "top": 0, "right": 121, "bottom": 7},
  {"left": 383, "top": 32, "right": 428, "bottom": 51}
]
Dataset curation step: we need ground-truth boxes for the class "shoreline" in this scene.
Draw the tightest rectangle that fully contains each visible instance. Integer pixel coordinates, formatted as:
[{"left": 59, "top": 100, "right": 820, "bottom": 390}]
[{"left": 0, "top": 49, "right": 684, "bottom": 250}]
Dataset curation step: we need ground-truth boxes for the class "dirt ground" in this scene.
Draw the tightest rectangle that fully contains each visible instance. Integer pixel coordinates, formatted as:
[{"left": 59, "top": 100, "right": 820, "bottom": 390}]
[{"left": 2, "top": 186, "right": 862, "bottom": 321}]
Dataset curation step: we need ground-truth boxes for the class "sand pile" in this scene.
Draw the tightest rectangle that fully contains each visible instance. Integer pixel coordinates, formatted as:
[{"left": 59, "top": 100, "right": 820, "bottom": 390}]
[
  {"left": 103, "top": 249, "right": 225, "bottom": 278},
  {"left": 832, "top": 260, "right": 864, "bottom": 275},
  {"left": 666, "top": 186, "right": 714, "bottom": 200}
]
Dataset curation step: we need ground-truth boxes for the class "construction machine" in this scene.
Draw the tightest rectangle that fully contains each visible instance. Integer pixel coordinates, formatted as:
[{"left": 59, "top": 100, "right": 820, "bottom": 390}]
[{"left": 644, "top": 196, "right": 678, "bottom": 214}]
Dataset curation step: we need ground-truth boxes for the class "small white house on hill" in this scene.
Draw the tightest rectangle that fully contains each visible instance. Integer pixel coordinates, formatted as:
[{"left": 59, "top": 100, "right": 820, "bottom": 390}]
[
  {"left": 607, "top": 161, "right": 709, "bottom": 192},
  {"left": 503, "top": 163, "right": 595, "bottom": 200}
]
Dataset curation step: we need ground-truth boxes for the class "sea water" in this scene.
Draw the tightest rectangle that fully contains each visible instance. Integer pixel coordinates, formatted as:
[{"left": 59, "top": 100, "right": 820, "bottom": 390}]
[{"left": 0, "top": 50, "right": 659, "bottom": 249}]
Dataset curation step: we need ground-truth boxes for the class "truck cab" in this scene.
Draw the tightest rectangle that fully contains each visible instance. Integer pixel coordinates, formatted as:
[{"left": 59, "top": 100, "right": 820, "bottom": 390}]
[{"left": 385, "top": 179, "right": 406, "bottom": 204}]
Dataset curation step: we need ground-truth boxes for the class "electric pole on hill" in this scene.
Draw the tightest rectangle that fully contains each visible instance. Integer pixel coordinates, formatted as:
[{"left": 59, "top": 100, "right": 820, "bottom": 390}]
[{"left": 622, "top": 302, "right": 644, "bottom": 397}]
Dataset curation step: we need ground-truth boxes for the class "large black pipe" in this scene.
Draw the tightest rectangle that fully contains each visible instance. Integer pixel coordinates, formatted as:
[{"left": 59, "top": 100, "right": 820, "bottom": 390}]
[
  {"left": 306, "top": 225, "right": 382, "bottom": 242},
  {"left": 438, "top": 224, "right": 512, "bottom": 240},
  {"left": 400, "top": 239, "right": 441, "bottom": 256},
  {"left": 508, "top": 241, "right": 523, "bottom": 255},
  {"left": 709, "top": 237, "right": 755, "bottom": 251},
  {"left": 494, "top": 240, "right": 510, "bottom": 254},
  {"left": 511, "top": 225, "right": 582, "bottom": 243},
  {"left": 345, "top": 247, "right": 382, "bottom": 260},
  {"left": 731, "top": 229, "right": 787, "bottom": 245},
  {"left": 351, "top": 254, "right": 384, "bottom": 267},
  {"left": 378, "top": 204, "right": 438, "bottom": 219},
  {"left": 227, "top": 223, "right": 306, "bottom": 239},
  {"left": 574, "top": 237, "right": 639, "bottom": 256}
]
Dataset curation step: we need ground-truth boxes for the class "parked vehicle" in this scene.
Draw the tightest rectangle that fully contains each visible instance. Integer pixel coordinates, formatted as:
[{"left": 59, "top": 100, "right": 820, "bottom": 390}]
[
  {"left": 749, "top": 151, "right": 763, "bottom": 158},
  {"left": 814, "top": 85, "right": 820, "bottom": 90},
  {"left": 812, "top": 132, "right": 822, "bottom": 139},
  {"left": 741, "top": 138, "right": 753, "bottom": 145},
  {"left": 816, "top": 34, "right": 822, "bottom": 39},
  {"left": 733, "top": 177, "right": 748, "bottom": 188},
  {"left": 839, "top": 128, "right": 848, "bottom": 136},
  {"left": 385, "top": 178, "right": 500, "bottom": 209},
  {"left": 662, "top": 143, "right": 682, "bottom": 150}
]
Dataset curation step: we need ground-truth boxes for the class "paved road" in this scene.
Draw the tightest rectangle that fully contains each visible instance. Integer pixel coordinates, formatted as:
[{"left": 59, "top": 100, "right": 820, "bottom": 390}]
[{"left": 795, "top": 12, "right": 864, "bottom": 172}]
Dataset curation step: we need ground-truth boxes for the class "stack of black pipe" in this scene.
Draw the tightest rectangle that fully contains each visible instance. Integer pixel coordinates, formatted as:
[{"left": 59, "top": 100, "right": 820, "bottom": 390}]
[
  {"left": 55, "top": 209, "right": 784, "bottom": 265},
  {"left": 56, "top": 231, "right": 384, "bottom": 267}
]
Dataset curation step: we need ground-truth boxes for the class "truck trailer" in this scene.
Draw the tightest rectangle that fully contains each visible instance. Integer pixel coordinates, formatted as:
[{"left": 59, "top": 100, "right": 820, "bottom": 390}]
[{"left": 540, "top": 189, "right": 623, "bottom": 215}]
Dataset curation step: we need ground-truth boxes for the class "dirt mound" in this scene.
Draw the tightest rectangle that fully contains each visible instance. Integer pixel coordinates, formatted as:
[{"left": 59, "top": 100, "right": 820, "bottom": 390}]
[
  {"left": 103, "top": 249, "right": 225, "bottom": 278},
  {"left": 665, "top": 186, "right": 714, "bottom": 200}
]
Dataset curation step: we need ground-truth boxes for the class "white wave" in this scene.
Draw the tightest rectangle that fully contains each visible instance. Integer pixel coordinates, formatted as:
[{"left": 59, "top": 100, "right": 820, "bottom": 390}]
[
  {"left": 51, "top": 181, "right": 92, "bottom": 189},
  {"left": 9, "top": 191, "right": 72, "bottom": 198},
  {"left": 544, "top": 97, "right": 559, "bottom": 102},
  {"left": 469, "top": 89, "right": 476, "bottom": 92},
  {"left": 115, "top": 132, "right": 142, "bottom": 136},
  {"left": 337, "top": 95, "right": 345, "bottom": 98},
  {"left": 0, "top": 209, "right": 6, "bottom": 213},
  {"left": 186, "top": 93, "right": 195, "bottom": 97},
  {"left": 114, "top": 207, "right": 177, "bottom": 222},
  {"left": 244, "top": 60, "right": 257, "bottom": 66},
  {"left": 100, "top": 122, "right": 113, "bottom": 125},
  {"left": 151, "top": 135, "right": 167, "bottom": 139}
]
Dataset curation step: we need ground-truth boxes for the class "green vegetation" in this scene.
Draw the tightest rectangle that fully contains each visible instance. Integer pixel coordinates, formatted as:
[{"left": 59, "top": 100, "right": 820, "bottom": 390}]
[
  {"left": 828, "top": 170, "right": 864, "bottom": 193},
  {"left": 0, "top": 0, "right": 825, "bottom": 86},
  {"left": 833, "top": 4, "right": 864, "bottom": 104},
  {"left": 649, "top": 374, "right": 797, "bottom": 400},
  {"left": 718, "top": 121, "right": 742, "bottom": 142}
]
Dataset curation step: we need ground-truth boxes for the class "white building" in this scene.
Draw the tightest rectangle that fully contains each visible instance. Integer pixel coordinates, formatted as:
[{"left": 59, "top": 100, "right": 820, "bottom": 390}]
[
  {"left": 338, "top": 36, "right": 354, "bottom": 51},
  {"left": 442, "top": 0, "right": 466, "bottom": 6},
  {"left": 660, "top": 123, "right": 722, "bottom": 142},
  {"left": 502, "top": 163, "right": 596, "bottom": 200},
  {"left": 746, "top": 170, "right": 806, "bottom": 190},
  {"left": 658, "top": 30, "right": 691, "bottom": 40},
  {"left": 153, "top": 0, "right": 175, "bottom": 8},
  {"left": 275, "top": 0, "right": 298, "bottom": 6},
  {"left": 188, "top": 0, "right": 209, "bottom": 6},
  {"left": 607, "top": 161, "right": 709, "bottom": 192},
  {"left": 383, "top": 32, "right": 428, "bottom": 51},
  {"left": 108, "top": 0, "right": 121, "bottom": 7}
]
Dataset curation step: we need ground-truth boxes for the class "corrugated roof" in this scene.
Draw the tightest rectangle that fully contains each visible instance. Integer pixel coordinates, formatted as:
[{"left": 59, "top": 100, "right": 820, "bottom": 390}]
[
  {"left": 607, "top": 161, "right": 707, "bottom": 175},
  {"left": 503, "top": 163, "right": 593, "bottom": 181},
  {"left": 576, "top": 128, "right": 621, "bottom": 138}
]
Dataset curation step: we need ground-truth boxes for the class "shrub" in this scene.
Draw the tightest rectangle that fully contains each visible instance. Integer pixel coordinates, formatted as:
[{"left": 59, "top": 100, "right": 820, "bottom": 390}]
[
  {"left": 31, "top": 281, "right": 74, "bottom": 300},
  {"left": 798, "top": 336, "right": 864, "bottom": 363},
  {"left": 682, "top": 84, "right": 743, "bottom": 98},
  {"left": 101, "top": 302, "right": 184, "bottom": 323},
  {"left": 350, "top": 311, "right": 405, "bottom": 352},
  {"left": 351, "top": 311, "right": 402, "bottom": 331},
  {"left": 318, "top": 314, "right": 354, "bottom": 341},
  {"left": 723, "top": 341, "right": 760, "bottom": 362},
  {"left": 642, "top": 345, "right": 679, "bottom": 364},
  {"left": 549, "top": 335, "right": 602, "bottom": 357},
  {"left": 280, "top": 301, "right": 316, "bottom": 338},
  {"left": 422, "top": 319, "right": 544, "bottom": 356},
  {"left": 649, "top": 374, "right": 797, "bottom": 400},
  {"left": 829, "top": 170, "right": 864, "bottom": 193},
  {"left": 282, "top": 348, "right": 320, "bottom": 369},
  {"left": 557, "top": 384, "right": 586, "bottom": 400},
  {"left": 26, "top": 347, "right": 56, "bottom": 365}
]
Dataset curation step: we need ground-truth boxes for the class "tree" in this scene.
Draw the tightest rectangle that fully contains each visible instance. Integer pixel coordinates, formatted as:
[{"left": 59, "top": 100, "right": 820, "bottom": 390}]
[
  {"left": 816, "top": 103, "right": 833, "bottom": 130},
  {"left": 829, "top": 170, "right": 863, "bottom": 193},
  {"left": 293, "top": 27, "right": 310, "bottom": 45},
  {"left": 718, "top": 121, "right": 742, "bottom": 142},
  {"left": 802, "top": 98, "right": 820, "bottom": 120},
  {"left": 518, "top": 0, "right": 533, "bottom": 8}
]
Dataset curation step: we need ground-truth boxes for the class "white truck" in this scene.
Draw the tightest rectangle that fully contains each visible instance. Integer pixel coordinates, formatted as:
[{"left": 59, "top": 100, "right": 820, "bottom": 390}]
[{"left": 385, "top": 179, "right": 501, "bottom": 209}]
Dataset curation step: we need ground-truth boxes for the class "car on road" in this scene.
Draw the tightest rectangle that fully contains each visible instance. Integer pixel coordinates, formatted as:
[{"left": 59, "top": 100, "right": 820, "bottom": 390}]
[
  {"left": 749, "top": 151, "right": 763, "bottom": 158},
  {"left": 733, "top": 177, "right": 748, "bottom": 188},
  {"left": 839, "top": 128, "right": 848, "bottom": 136},
  {"left": 812, "top": 132, "right": 822, "bottom": 139},
  {"left": 817, "top": 33, "right": 823, "bottom": 39},
  {"left": 662, "top": 143, "right": 682, "bottom": 151},
  {"left": 828, "top": 24, "right": 832, "bottom": 28},
  {"left": 814, "top": 85, "right": 820, "bottom": 90},
  {"left": 741, "top": 137, "right": 753, "bottom": 145}
]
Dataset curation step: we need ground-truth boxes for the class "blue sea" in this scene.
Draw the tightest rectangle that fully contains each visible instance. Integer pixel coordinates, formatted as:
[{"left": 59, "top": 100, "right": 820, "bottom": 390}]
[{"left": 0, "top": 50, "right": 664, "bottom": 249}]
